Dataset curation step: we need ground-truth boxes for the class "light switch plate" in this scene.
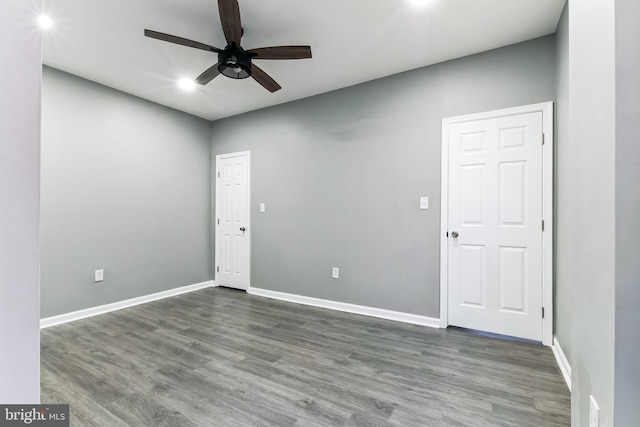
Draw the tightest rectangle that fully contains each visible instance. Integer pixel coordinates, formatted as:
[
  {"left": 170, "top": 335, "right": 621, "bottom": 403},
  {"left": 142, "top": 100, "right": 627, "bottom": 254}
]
[
  {"left": 94, "top": 269, "right": 104, "bottom": 282},
  {"left": 259, "top": 203, "right": 265, "bottom": 213},
  {"left": 332, "top": 267, "right": 339, "bottom": 279},
  {"left": 420, "top": 197, "right": 429, "bottom": 210}
]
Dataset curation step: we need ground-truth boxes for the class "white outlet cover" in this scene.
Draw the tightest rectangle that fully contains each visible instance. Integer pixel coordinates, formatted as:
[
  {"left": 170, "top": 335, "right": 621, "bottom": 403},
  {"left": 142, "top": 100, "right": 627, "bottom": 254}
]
[
  {"left": 259, "top": 203, "right": 265, "bottom": 213},
  {"left": 332, "top": 267, "right": 339, "bottom": 279},
  {"left": 94, "top": 269, "right": 104, "bottom": 282},
  {"left": 589, "top": 395, "right": 600, "bottom": 427}
]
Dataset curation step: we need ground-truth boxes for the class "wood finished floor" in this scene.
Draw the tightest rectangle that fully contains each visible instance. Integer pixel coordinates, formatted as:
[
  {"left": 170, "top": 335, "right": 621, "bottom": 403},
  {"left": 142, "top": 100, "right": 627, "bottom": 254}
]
[{"left": 41, "top": 287, "right": 570, "bottom": 426}]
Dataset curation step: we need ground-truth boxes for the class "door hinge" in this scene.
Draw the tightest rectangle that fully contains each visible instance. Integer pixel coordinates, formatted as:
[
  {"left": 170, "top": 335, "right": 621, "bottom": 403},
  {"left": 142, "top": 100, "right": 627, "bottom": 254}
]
[
  {"left": 446, "top": 231, "right": 449, "bottom": 238},
  {"left": 542, "top": 220, "right": 545, "bottom": 231},
  {"left": 542, "top": 133, "right": 545, "bottom": 145},
  {"left": 216, "top": 266, "right": 219, "bottom": 273},
  {"left": 542, "top": 307, "right": 545, "bottom": 318},
  {"left": 217, "top": 218, "right": 220, "bottom": 225},
  {"left": 217, "top": 171, "right": 220, "bottom": 178}
]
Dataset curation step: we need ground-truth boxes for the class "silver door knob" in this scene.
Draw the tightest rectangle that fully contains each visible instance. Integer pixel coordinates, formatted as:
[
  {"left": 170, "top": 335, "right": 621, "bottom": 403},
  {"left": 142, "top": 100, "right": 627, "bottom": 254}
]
[
  {"left": 451, "top": 231, "right": 459, "bottom": 238},
  {"left": 240, "top": 227, "right": 246, "bottom": 232}
]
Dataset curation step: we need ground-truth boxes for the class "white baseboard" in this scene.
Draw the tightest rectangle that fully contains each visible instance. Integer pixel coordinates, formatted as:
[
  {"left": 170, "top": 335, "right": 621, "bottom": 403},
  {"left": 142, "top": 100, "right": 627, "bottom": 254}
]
[
  {"left": 551, "top": 335, "right": 571, "bottom": 391},
  {"left": 40, "top": 280, "right": 217, "bottom": 329},
  {"left": 248, "top": 287, "right": 440, "bottom": 328}
]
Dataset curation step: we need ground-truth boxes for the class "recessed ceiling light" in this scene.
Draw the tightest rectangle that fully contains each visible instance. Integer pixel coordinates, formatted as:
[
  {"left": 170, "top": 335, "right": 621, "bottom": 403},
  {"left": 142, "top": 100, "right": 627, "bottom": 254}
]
[
  {"left": 178, "top": 78, "right": 196, "bottom": 91},
  {"left": 38, "top": 15, "right": 53, "bottom": 29}
]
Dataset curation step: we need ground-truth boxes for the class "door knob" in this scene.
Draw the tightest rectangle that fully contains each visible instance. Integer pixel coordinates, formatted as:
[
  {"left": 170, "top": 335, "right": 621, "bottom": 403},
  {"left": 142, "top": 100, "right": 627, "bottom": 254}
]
[
  {"left": 240, "top": 227, "right": 246, "bottom": 232},
  {"left": 451, "top": 231, "right": 459, "bottom": 238}
]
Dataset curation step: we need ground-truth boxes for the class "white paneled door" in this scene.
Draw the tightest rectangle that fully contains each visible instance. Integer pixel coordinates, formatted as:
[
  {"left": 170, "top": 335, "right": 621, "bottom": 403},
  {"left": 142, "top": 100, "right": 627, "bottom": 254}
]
[
  {"left": 446, "top": 112, "right": 544, "bottom": 341},
  {"left": 215, "top": 152, "right": 250, "bottom": 290}
]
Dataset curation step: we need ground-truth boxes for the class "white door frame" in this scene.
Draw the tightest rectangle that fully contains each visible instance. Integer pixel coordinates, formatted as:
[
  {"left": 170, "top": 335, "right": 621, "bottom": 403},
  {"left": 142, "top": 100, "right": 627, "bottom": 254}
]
[
  {"left": 215, "top": 151, "right": 251, "bottom": 290},
  {"left": 439, "top": 102, "right": 554, "bottom": 346}
]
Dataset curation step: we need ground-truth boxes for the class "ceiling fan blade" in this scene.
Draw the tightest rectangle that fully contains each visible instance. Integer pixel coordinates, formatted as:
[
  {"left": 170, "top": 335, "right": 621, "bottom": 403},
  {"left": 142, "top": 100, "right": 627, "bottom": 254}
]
[
  {"left": 195, "top": 63, "right": 222, "bottom": 85},
  {"left": 145, "top": 29, "right": 222, "bottom": 53},
  {"left": 247, "top": 46, "right": 312, "bottom": 60},
  {"left": 251, "top": 64, "right": 281, "bottom": 92},
  {"left": 218, "top": 0, "right": 242, "bottom": 46}
]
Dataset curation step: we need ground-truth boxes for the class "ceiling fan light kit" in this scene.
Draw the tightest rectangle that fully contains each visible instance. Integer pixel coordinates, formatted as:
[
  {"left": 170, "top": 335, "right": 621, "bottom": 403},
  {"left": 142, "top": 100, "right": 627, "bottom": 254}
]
[
  {"left": 144, "top": 0, "right": 312, "bottom": 92},
  {"left": 218, "top": 47, "right": 252, "bottom": 79}
]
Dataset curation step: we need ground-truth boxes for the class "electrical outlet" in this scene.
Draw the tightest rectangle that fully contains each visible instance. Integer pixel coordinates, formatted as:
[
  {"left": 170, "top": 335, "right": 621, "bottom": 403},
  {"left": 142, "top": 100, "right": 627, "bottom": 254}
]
[
  {"left": 260, "top": 203, "right": 266, "bottom": 213},
  {"left": 332, "top": 267, "right": 339, "bottom": 279},
  {"left": 94, "top": 269, "right": 104, "bottom": 282},
  {"left": 589, "top": 395, "right": 600, "bottom": 427}
]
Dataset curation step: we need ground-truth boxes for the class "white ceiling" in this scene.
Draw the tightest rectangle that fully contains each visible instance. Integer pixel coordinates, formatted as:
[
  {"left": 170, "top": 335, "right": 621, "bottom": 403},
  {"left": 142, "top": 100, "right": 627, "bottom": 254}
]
[{"left": 42, "top": 0, "right": 565, "bottom": 121}]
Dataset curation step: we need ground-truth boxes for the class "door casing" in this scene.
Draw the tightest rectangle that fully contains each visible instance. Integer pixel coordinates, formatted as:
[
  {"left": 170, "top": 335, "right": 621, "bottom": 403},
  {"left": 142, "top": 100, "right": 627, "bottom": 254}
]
[{"left": 440, "top": 102, "right": 554, "bottom": 346}]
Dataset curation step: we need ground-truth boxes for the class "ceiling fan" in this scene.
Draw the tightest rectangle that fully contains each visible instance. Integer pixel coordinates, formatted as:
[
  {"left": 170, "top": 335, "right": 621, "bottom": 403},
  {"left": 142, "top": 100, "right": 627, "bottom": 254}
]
[{"left": 144, "top": 0, "right": 312, "bottom": 93}]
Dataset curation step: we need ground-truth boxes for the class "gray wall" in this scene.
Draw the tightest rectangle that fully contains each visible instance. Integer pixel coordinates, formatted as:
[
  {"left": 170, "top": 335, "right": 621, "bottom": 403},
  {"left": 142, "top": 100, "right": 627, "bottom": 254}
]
[
  {"left": 210, "top": 36, "right": 556, "bottom": 317},
  {"left": 553, "top": 3, "right": 573, "bottom": 362},
  {"left": 556, "top": 0, "right": 616, "bottom": 425},
  {"left": 614, "top": 0, "right": 640, "bottom": 424},
  {"left": 0, "top": 0, "right": 42, "bottom": 403},
  {"left": 556, "top": 1, "right": 640, "bottom": 424},
  {"left": 41, "top": 67, "right": 212, "bottom": 318}
]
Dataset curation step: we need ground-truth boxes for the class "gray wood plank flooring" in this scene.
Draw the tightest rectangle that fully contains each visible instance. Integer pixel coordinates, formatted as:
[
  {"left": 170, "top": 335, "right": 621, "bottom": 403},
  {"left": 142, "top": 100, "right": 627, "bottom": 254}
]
[{"left": 41, "top": 287, "right": 570, "bottom": 426}]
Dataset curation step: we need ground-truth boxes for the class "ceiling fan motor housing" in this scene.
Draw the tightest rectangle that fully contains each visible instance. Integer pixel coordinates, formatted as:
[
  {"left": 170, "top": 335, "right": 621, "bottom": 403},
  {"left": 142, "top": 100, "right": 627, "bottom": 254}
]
[{"left": 218, "top": 46, "right": 252, "bottom": 79}]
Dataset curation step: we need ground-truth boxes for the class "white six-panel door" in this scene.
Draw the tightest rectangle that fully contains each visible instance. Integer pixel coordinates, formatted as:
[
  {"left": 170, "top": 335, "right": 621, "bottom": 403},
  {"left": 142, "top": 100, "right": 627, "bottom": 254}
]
[
  {"left": 215, "top": 152, "right": 250, "bottom": 290},
  {"left": 446, "top": 112, "right": 544, "bottom": 341}
]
